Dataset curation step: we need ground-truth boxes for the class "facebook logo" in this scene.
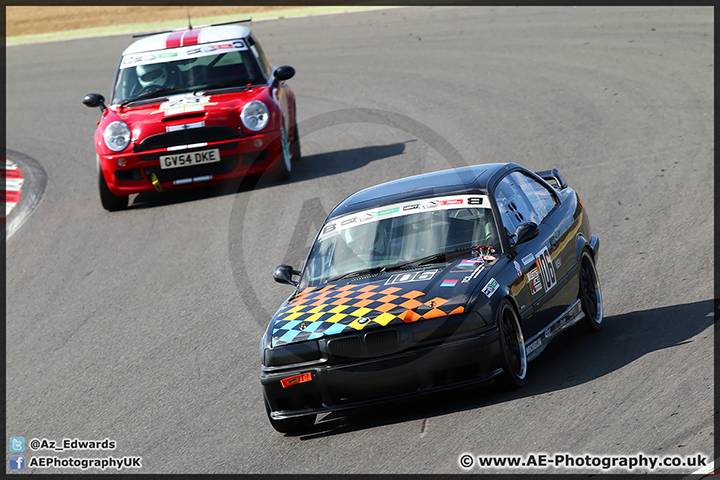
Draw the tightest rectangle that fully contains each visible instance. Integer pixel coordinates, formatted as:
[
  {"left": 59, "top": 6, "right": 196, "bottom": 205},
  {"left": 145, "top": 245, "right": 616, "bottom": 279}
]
[
  {"left": 9, "top": 455, "right": 25, "bottom": 470},
  {"left": 10, "top": 437, "right": 25, "bottom": 452}
]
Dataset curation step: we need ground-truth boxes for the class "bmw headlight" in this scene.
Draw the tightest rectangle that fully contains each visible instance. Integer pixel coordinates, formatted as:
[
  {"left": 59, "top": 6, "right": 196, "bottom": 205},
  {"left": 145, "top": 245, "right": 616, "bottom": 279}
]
[
  {"left": 264, "top": 341, "right": 321, "bottom": 367},
  {"left": 241, "top": 101, "right": 269, "bottom": 132},
  {"left": 103, "top": 121, "right": 131, "bottom": 152}
]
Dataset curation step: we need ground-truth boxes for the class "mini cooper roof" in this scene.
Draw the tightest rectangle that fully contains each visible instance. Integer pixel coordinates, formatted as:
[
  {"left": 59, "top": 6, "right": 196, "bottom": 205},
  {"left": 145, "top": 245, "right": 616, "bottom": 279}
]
[
  {"left": 122, "top": 24, "right": 253, "bottom": 56},
  {"left": 328, "top": 162, "right": 523, "bottom": 219}
]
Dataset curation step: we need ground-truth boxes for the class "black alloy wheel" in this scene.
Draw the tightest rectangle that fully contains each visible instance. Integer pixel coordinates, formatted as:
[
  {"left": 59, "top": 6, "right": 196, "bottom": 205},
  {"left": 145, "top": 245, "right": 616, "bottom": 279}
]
[
  {"left": 497, "top": 300, "right": 527, "bottom": 389},
  {"left": 577, "top": 250, "right": 603, "bottom": 333}
]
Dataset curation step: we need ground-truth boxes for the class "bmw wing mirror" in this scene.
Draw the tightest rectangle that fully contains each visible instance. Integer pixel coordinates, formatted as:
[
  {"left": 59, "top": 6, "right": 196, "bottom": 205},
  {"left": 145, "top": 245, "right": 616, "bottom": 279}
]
[
  {"left": 83, "top": 93, "right": 107, "bottom": 112},
  {"left": 512, "top": 222, "right": 540, "bottom": 247},
  {"left": 273, "top": 264, "right": 300, "bottom": 286}
]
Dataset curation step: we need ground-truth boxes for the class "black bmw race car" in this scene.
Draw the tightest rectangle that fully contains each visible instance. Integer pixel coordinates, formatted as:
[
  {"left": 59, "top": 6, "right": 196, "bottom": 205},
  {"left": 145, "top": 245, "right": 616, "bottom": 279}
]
[{"left": 260, "top": 163, "right": 602, "bottom": 433}]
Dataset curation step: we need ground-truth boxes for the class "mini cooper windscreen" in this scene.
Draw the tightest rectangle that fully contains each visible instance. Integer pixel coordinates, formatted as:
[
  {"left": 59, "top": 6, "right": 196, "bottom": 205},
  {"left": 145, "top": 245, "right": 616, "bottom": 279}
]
[
  {"left": 301, "top": 195, "right": 500, "bottom": 289},
  {"left": 112, "top": 38, "right": 268, "bottom": 105}
]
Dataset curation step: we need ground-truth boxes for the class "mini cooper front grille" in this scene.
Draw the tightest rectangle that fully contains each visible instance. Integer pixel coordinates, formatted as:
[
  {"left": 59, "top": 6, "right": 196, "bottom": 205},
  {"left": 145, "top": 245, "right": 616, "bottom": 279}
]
[
  {"left": 135, "top": 126, "right": 240, "bottom": 152},
  {"left": 327, "top": 329, "right": 400, "bottom": 360}
]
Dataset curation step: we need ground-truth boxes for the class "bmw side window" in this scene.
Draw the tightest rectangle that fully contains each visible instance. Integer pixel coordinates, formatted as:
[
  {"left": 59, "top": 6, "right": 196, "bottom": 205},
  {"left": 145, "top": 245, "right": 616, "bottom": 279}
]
[
  {"left": 511, "top": 172, "right": 557, "bottom": 222},
  {"left": 495, "top": 175, "right": 540, "bottom": 234}
]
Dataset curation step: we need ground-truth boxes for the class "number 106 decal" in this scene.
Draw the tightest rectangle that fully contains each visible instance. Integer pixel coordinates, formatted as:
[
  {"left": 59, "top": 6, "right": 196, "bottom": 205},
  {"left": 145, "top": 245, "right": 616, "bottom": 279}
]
[{"left": 535, "top": 247, "right": 557, "bottom": 292}]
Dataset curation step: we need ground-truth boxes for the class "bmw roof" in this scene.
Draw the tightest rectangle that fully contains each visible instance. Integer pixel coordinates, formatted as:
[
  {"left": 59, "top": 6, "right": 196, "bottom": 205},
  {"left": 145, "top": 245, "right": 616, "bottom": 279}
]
[
  {"left": 122, "top": 24, "right": 253, "bottom": 56},
  {"left": 328, "top": 163, "right": 521, "bottom": 219}
]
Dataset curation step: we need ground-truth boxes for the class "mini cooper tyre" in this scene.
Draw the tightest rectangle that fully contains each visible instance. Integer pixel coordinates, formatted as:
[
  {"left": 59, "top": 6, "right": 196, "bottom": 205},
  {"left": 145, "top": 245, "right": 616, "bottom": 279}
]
[
  {"left": 291, "top": 118, "right": 301, "bottom": 162},
  {"left": 274, "top": 125, "right": 292, "bottom": 181},
  {"left": 98, "top": 169, "right": 128, "bottom": 211}
]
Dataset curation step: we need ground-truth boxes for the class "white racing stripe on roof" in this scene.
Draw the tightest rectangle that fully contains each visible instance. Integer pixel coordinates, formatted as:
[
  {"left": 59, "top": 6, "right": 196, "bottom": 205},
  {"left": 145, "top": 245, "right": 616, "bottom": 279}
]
[{"left": 122, "top": 25, "right": 251, "bottom": 56}]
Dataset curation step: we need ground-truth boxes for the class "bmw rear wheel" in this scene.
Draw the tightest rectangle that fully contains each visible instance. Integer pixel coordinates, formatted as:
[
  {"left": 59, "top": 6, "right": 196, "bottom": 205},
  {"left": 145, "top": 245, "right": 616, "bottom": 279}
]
[
  {"left": 264, "top": 398, "right": 316, "bottom": 435},
  {"left": 98, "top": 169, "right": 128, "bottom": 211},
  {"left": 497, "top": 300, "right": 527, "bottom": 389}
]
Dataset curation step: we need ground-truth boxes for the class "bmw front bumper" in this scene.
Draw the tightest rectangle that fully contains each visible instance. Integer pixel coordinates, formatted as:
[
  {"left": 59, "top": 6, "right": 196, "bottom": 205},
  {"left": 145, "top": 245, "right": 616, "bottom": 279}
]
[{"left": 261, "top": 326, "right": 502, "bottom": 420}]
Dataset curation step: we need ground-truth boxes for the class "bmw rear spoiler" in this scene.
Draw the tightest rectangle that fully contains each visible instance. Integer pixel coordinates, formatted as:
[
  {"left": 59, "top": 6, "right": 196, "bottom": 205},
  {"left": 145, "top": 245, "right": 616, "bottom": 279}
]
[{"left": 535, "top": 168, "right": 567, "bottom": 190}]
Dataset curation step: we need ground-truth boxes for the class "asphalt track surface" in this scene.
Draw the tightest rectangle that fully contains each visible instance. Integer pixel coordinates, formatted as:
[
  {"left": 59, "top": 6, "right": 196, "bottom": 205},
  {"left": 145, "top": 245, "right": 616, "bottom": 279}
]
[{"left": 5, "top": 6, "right": 714, "bottom": 474}]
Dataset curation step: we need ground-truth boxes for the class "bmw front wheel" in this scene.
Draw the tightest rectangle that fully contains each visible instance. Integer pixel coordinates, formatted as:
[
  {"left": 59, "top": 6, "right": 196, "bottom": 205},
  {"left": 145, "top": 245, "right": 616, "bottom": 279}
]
[{"left": 497, "top": 299, "right": 527, "bottom": 389}]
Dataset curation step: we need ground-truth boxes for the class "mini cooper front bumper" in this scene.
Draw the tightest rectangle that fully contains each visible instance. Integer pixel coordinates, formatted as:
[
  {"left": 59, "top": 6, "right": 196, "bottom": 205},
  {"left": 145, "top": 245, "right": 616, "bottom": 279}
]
[{"left": 100, "top": 127, "right": 284, "bottom": 195}]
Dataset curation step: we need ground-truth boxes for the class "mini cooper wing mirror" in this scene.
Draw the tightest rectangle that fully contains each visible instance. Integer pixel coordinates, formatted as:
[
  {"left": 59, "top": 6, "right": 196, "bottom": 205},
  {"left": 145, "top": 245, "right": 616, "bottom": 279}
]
[
  {"left": 273, "top": 264, "right": 300, "bottom": 286},
  {"left": 511, "top": 222, "right": 540, "bottom": 247},
  {"left": 272, "top": 65, "right": 295, "bottom": 88},
  {"left": 83, "top": 93, "right": 107, "bottom": 112}
]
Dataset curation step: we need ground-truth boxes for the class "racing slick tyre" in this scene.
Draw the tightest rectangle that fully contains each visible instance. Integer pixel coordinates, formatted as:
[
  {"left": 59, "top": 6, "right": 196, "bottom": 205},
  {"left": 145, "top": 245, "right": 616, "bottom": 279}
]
[
  {"left": 264, "top": 399, "right": 316, "bottom": 434},
  {"left": 291, "top": 118, "right": 301, "bottom": 162},
  {"left": 569, "top": 250, "right": 603, "bottom": 335},
  {"left": 274, "top": 125, "right": 292, "bottom": 181},
  {"left": 98, "top": 169, "right": 128, "bottom": 211},
  {"left": 497, "top": 299, "right": 527, "bottom": 389}
]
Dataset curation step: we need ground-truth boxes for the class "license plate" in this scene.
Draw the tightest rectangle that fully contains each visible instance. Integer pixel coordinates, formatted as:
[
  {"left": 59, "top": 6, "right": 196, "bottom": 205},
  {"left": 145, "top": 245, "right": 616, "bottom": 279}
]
[{"left": 159, "top": 148, "right": 221, "bottom": 170}]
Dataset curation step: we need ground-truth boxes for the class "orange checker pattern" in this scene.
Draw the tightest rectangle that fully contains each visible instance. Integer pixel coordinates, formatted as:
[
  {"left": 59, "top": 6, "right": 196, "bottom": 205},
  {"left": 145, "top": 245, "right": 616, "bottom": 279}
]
[{"left": 271, "top": 283, "right": 465, "bottom": 346}]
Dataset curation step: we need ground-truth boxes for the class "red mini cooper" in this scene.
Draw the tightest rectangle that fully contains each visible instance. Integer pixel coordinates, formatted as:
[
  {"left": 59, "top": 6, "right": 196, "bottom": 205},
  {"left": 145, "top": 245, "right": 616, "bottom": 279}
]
[{"left": 83, "top": 20, "right": 299, "bottom": 211}]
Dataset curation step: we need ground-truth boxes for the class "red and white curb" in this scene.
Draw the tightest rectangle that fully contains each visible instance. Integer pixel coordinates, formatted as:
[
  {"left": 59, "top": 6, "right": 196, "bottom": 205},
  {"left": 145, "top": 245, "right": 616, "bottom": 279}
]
[{"left": 2, "top": 159, "right": 24, "bottom": 219}]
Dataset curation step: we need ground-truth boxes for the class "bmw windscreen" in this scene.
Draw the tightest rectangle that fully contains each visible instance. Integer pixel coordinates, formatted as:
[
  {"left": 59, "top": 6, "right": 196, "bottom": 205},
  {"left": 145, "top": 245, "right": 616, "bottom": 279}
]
[{"left": 300, "top": 195, "right": 500, "bottom": 289}]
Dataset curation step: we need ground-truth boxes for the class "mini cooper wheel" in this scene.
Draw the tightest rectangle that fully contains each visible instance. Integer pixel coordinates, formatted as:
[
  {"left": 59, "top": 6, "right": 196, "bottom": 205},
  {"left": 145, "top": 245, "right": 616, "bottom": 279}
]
[
  {"left": 290, "top": 105, "right": 302, "bottom": 162},
  {"left": 497, "top": 300, "right": 527, "bottom": 389},
  {"left": 573, "top": 250, "right": 603, "bottom": 334},
  {"left": 98, "top": 169, "right": 128, "bottom": 211},
  {"left": 274, "top": 125, "right": 292, "bottom": 181},
  {"left": 291, "top": 118, "right": 301, "bottom": 162},
  {"left": 264, "top": 399, "right": 316, "bottom": 434}
]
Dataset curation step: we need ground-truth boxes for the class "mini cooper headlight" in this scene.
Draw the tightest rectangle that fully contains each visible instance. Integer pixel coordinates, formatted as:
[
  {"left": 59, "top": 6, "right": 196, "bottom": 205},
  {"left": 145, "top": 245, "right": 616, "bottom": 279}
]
[
  {"left": 241, "top": 101, "right": 270, "bottom": 132},
  {"left": 103, "top": 121, "right": 131, "bottom": 152}
]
